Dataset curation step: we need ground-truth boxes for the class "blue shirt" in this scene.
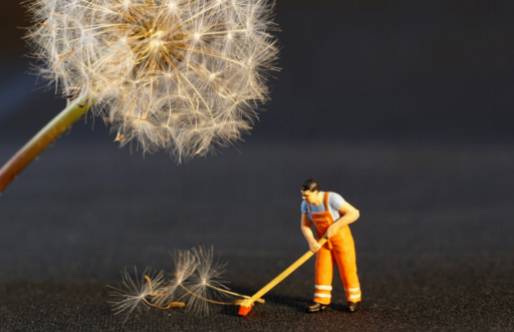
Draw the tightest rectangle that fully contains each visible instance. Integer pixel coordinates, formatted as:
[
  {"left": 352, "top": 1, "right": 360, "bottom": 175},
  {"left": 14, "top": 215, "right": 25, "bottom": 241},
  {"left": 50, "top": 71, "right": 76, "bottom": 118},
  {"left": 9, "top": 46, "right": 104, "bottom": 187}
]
[{"left": 301, "top": 191, "right": 346, "bottom": 221}]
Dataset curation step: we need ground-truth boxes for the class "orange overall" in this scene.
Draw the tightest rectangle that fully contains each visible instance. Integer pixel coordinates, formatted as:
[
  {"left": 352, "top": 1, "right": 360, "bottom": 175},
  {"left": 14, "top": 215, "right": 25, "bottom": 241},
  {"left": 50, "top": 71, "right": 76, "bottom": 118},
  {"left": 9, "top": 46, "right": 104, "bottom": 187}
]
[{"left": 308, "top": 192, "right": 361, "bottom": 305}]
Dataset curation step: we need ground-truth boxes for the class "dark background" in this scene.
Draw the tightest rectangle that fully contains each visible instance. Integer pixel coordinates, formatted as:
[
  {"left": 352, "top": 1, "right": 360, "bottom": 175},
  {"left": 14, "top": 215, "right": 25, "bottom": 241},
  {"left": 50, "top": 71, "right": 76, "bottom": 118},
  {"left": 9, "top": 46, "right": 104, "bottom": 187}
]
[{"left": 1, "top": 1, "right": 514, "bottom": 331}]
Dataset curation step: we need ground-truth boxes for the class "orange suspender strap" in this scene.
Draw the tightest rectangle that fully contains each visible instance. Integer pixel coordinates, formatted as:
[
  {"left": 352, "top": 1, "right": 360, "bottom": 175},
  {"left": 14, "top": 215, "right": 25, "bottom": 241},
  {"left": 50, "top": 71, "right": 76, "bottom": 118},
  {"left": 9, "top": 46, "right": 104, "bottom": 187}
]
[{"left": 322, "top": 192, "right": 334, "bottom": 249}]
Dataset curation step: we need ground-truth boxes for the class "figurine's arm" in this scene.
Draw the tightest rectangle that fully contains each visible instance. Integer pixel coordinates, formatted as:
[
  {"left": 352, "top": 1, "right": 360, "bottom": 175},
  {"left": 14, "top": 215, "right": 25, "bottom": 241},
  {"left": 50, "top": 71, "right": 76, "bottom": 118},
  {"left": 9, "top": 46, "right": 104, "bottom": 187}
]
[
  {"left": 301, "top": 213, "right": 322, "bottom": 252},
  {"left": 326, "top": 201, "right": 361, "bottom": 238}
]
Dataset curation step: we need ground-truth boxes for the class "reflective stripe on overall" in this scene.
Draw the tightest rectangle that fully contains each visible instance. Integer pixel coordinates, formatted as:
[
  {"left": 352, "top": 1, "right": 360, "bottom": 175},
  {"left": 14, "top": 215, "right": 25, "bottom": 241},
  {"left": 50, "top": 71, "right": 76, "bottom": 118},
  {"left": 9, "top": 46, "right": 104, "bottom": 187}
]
[{"left": 308, "top": 192, "right": 361, "bottom": 304}]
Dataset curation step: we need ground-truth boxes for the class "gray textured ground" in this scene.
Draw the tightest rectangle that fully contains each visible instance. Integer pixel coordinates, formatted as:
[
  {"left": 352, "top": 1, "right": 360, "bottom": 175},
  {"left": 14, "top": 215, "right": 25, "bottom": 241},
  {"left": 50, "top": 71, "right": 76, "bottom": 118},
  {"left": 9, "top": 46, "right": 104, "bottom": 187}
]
[{"left": 0, "top": 139, "right": 513, "bottom": 331}]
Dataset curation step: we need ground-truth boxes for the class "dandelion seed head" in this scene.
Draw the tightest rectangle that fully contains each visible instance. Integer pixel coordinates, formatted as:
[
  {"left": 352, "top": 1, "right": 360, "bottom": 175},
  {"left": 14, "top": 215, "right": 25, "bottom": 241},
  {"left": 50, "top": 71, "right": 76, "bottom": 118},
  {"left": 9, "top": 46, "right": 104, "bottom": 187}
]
[{"left": 26, "top": 0, "right": 278, "bottom": 159}]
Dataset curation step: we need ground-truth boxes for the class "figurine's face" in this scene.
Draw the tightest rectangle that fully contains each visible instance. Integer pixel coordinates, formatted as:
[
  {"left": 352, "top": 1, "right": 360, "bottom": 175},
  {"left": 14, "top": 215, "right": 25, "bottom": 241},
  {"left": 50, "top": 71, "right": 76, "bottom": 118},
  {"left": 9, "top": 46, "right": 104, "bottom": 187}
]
[{"left": 301, "top": 190, "right": 319, "bottom": 204}]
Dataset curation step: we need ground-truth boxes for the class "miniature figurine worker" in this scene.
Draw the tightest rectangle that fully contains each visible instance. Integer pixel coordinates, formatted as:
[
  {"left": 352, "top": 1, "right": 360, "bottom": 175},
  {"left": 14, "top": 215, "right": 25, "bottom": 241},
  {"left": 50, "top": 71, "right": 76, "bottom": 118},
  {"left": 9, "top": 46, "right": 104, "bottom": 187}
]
[{"left": 300, "top": 178, "right": 362, "bottom": 313}]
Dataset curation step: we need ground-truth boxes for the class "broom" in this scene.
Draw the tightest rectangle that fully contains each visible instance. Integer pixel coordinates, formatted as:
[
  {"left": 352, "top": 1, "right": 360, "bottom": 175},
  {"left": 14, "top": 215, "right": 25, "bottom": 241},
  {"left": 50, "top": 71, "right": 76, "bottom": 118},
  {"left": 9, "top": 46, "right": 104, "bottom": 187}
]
[{"left": 237, "top": 236, "right": 328, "bottom": 316}]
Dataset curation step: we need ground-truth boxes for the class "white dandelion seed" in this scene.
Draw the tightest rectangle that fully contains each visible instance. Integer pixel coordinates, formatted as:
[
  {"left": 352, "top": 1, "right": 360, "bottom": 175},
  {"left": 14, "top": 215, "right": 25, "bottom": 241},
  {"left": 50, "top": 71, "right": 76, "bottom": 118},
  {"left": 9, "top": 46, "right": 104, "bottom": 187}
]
[
  {"left": 25, "top": 0, "right": 278, "bottom": 158},
  {"left": 184, "top": 246, "right": 230, "bottom": 315},
  {"left": 152, "top": 248, "right": 199, "bottom": 307},
  {"left": 172, "top": 249, "right": 200, "bottom": 287},
  {"left": 108, "top": 268, "right": 166, "bottom": 321}
]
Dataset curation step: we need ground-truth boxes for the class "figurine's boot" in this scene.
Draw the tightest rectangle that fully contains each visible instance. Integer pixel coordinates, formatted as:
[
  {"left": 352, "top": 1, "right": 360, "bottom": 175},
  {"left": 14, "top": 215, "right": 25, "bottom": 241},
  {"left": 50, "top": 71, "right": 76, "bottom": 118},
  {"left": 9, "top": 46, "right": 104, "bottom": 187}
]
[
  {"left": 306, "top": 302, "right": 328, "bottom": 313},
  {"left": 347, "top": 301, "right": 360, "bottom": 313}
]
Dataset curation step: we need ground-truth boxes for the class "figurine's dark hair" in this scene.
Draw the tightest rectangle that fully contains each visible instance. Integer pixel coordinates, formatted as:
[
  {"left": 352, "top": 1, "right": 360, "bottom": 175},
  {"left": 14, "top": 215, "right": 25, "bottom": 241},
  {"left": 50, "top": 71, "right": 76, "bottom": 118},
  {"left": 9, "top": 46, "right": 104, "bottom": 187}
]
[{"left": 301, "top": 178, "right": 319, "bottom": 192}]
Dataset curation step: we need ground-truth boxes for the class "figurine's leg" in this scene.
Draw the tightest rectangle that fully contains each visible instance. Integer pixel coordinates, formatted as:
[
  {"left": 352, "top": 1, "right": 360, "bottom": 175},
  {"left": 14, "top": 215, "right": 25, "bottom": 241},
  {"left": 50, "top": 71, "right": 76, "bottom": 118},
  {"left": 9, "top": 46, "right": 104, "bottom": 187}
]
[
  {"left": 332, "top": 227, "right": 361, "bottom": 303},
  {"left": 313, "top": 245, "right": 333, "bottom": 305}
]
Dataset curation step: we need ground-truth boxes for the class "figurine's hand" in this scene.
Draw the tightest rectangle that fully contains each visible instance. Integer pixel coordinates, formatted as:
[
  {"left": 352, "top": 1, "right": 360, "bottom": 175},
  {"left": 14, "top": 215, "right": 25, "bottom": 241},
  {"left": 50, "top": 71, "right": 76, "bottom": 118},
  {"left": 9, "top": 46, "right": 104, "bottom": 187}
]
[
  {"left": 308, "top": 239, "right": 322, "bottom": 253},
  {"left": 326, "top": 224, "right": 339, "bottom": 238}
]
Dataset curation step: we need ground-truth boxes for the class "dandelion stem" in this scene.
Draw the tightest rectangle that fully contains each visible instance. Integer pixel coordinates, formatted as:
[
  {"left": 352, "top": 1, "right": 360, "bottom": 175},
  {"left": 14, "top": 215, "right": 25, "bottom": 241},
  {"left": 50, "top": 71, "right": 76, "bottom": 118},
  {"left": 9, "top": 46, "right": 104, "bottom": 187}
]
[
  {"left": 205, "top": 284, "right": 264, "bottom": 304},
  {"left": 179, "top": 284, "right": 234, "bottom": 306},
  {"left": 143, "top": 298, "right": 186, "bottom": 310},
  {"left": 0, "top": 95, "right": 92, "bottom": 192}
]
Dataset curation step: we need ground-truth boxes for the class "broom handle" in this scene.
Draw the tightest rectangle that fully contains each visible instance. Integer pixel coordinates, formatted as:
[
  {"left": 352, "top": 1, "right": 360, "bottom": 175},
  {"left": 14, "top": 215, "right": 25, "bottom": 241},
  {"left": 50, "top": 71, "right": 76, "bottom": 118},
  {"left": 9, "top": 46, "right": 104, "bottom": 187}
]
[{"left": 247, "top": 237, "right": 328, "bottom": 303}]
